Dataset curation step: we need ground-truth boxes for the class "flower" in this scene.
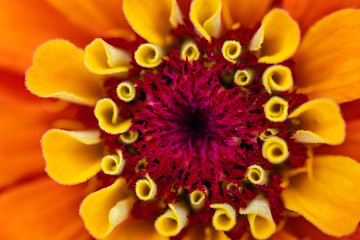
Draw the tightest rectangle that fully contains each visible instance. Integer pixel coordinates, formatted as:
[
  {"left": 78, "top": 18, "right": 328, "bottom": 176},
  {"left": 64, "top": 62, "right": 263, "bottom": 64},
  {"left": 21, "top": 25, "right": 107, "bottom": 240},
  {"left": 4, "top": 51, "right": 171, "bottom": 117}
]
[{"left": 1, "top": 0, "right": 360, "bottom": 239}]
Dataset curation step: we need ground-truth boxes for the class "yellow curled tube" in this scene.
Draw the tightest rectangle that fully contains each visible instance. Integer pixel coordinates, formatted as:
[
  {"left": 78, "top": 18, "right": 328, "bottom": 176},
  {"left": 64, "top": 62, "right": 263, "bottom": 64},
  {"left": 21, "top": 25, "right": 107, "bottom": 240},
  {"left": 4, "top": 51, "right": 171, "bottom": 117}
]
[
  {"left": 181, "top": 40, "right": 200, "bottom": 61},
  {"left": 116, "top": 80, "right": 136, "bottom": 102},
  {"left": 259, "top": 128, "right": 279, "bottom": 140},
  {"left": 135, "top": 174, "right": 157, "bottom": 201},
  {"left": 262, "top": 136, "right": 289, "bottom": 164},
  {"left": 155, "top": 203, "right": 189, "bottom": 237},
  {"left": 234, "top": 68, "right": 256, "bottom": 87},
  {"left": 222, "top": 40, "right": 242, "bottom": 63},
  {"left": 101, "top": 150, "right": 125, "bottom": 175},
  {"left": 246, "top": 165, "right": 269, "bottom": 186},
  {"left": 134, "top": 43, "right": 163, "bottom": 68},
  {"left": 262, "top": 65, "right": 293, "bottom": 94},
  {"left": 239, "top": 196, "right": 276, "bottom": 240},
  {"left": 119, "top": 129, "right": 139, "bottom": 144},
  {"left": 264, "top": 96, "right": 289, "bottom": 122},
  {"left": 189, "top": 190, "right": 206, "bottom": 212},
  {"left": 210, "top": 203, "right": 237, "bottom": 231},
  {"left": 94, "top": 98, "right": 132, "bottom": 134}
]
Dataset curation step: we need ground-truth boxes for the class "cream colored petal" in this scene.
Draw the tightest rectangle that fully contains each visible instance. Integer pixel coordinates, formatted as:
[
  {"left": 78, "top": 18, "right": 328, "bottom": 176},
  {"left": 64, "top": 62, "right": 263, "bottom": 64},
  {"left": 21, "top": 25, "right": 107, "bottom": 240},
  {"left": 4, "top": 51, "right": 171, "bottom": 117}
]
[
  {"left": 80, "top": 179, "right": 136, "bottom": 238},
  {"left": 190, "top": 0, "right": 222, "bottom": 41},
  {"left": 26, "top": 40, "right": 103, "bottom": 106},
  {"left": 288, "top": 98, "right": 345, "bottom": 145},
  {"left": 42, "top": 129, "right": 104, "bottom": 185}
]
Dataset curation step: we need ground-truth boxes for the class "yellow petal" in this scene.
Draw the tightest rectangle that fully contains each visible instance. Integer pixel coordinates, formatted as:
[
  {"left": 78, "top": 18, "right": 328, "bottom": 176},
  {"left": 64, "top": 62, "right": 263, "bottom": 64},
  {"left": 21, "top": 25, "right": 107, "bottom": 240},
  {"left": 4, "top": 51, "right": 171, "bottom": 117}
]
[
  {"left": 249, "top": 9, "right": 300, "bottom": 64},
  {"left": 222, "top": 40, "right": 242, "bottom": 63},
  {"left": 288, "top": 98, "right": 345, "bottom": 145},
  {"left": 42, "top": 129, "right": 104, "bottom": 185},
  {"left": 26, "top": 40, "right": 103, "bottom": 106},
  {"left": 246, "top": 165, "right": 269, "bottom": 185},
  {"left": 80, "top": 178, "right": 136, "bottom": 238},
  {"left": 234, "top": 68, "right": 256, "bottom": 87},
  {"left": 84, "top": 38, "right": 131, "bottom": 75},
  {"left": 294, "top": 9, "right": 360, "bottom": 103},
  {"left": 239, "top": 196, "right": 276, "bottom": 240},
  {"left": 190, "top": 0, "right": 222, "bottom": 41},
  {"left": 281, "top": 155, "right": 360, "bottom": 236},
  {"left": 155, "top": 203, "right": 189, "bottom": 237},
  {"left": 210, "top": 203, "right": 237, "bottom": 231},
  {"left": 262, "top": 65, "right": 293, "bottom": 94},
  {"left": 116, "top": 80, "right": 136, "bottom": 102},
  {"left": 262, "top": 136, "right": 289, "bottom": 164},
  {"left": 101, "top": 150, "right": 126, "bottom": 175},
  {"left": 181, "top": 40, "right": 200, "bottom": 61},
  {"left": 123, "top": 0, "right": 182, "bottom": 46},
  {"left": 264, "top": 96, "right": 289, "bottom": 122},
  {"left": 135, "top": 174, "right": 157, "bottom": 201},
  {"left": 94, "top": 98, "right": 132, "bottom": 134},
  {"left": 134, "top": 43, "right": 163, "bottom": 68},
  {"left": 189, "top": 190, "right": 206, "bottom": 212}
]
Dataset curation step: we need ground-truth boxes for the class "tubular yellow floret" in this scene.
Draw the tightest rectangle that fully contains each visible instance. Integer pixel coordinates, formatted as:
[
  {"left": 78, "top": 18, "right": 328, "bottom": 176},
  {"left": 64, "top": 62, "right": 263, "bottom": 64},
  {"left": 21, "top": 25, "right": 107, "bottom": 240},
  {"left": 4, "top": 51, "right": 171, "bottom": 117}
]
[
  {"left": 222, "top": 40, "right": 242, "bottom": 63},
  {"left": 210, "top": 203, "right": 237, "bottom": 231},
  {"left": 116, "top": 80, "right": 136, "bottom": 102},
  {"left": 94, "top": 98, "right": 132, "bottom": 134},
  {"left": 262, "top": 136, "right": 289, "bottom": 164},
  {"left": 239, "top": 196, "right": 276, "bottom": 240},
  {"left": 119, "top": 129, "right": 139, "bottom": 144},
  {"left": 135, "top": 174, "right": 157, "bottom": 201},
  {"left": 181, "top": 40, "right": 200, "bottom": 61},
  {"left": 262, "top": 65, "right": 293, "bottom": 94},
  {"left": 234, "top": 68, "right": 256, "bottom": 86},
  {"left": 134, "top": 43, "right": 163, "bottom": 68},
  {"left": 259, "top": 128, "right": 279, "bottom": 140},
  {"left": 264, "top": 96, "right": 289, "bottom": 122},
  {"left": 85, "top": 38, "right": 131, "bottom": 75},
  {"left": 246, "top": 165, "right": 269, "bottom": 186},
  {"left": 155, "top": 203, "right": 189, "bottom": 237},
  {"left": 101, "top": 150, "right": 125, "bottom": 175},
  {"left": 189, "top": 190, "right": 206, "bottom": 212}
]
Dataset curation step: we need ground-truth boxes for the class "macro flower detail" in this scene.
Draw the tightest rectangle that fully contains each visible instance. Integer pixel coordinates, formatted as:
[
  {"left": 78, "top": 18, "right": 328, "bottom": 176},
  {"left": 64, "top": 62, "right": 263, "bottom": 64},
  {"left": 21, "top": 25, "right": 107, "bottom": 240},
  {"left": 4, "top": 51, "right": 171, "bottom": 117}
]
[{"left": 15, "top": 0, "right": 360, "bottom": 239}]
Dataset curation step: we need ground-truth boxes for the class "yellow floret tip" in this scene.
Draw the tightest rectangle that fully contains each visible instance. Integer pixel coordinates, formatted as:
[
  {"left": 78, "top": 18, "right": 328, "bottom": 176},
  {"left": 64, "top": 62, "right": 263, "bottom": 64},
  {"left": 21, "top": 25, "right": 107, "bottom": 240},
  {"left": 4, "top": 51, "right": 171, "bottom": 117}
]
[
  {"left": 246, "top": 165, "right": 269, "bottom": 185},
  {"left": 189, "top": 190, "right": 206, "bottom": 212},
  {"left": 101, "top": 150, "right": 125, "bottom": 175},
  {"left": 155, "top": 203, "right": 189, "bottom": 237},
  {"left": 119, "top": 129, "right": 139, "bottom": 144},
  {"left": 262, "top": 65, "right": 293, "bottom": 94},
  {"left": 94, "top": 98, "right": 132, "bottom": 134},
  {"left": 210, "top": 203, "right": 237, "bottom": 231},
  {"left": 262, "top": 136, "right": 289, "bottom": 164},
  {"left": 135, "top": 43, "right": 163, "bottom": 68},
  {"left": 116, "top": 80, "right": 136, "bottom": 102},
  {"left": 222, "top": 40, "right": 242, "bottom": 63},
  {"left": 181, "top": 40, "right": 200, "bottom": 61},
  {"left": 135, "top": 174, "right": 157, "bottom": 201},
  {"left": 264, "top": 96, "right": 289, "bottom": 122},
  {"left": 259, "top": 128, "right": 279, "bottom": 140},
  {"left": 234, "top": 68, "right": 255, "bottom": 87}
]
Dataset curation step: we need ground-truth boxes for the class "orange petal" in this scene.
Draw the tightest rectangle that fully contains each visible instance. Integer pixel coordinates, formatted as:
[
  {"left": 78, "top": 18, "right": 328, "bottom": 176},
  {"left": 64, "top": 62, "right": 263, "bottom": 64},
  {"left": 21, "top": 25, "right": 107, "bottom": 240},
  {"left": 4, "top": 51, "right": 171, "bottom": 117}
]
[
  {"left": 294, "top": 9, "right": 360, "bottom": 103},
  {"left": 316, "top": 119, "right": 360, "bottom": 162},
  {"left": 281, "top": 155, "right": 360, "bottom": 236},
  {"left": 0, "top": 177, "right": 91, "bottom": 240},
  {"left": 282, "top": 0, "right": 360, "bottom": 33},
  {"left": 0, "top": 0, "right": 95, "bottom": 73},
  {"left": 47, "top": 0, "right": 131, "bottom": 36},
  {"left": 222, "top": 0, "right": 273, "bottom": 29}
]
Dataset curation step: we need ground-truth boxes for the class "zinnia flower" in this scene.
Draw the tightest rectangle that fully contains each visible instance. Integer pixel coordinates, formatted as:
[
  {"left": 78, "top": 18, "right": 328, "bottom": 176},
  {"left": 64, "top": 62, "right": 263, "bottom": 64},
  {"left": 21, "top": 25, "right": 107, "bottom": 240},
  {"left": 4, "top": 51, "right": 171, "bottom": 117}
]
[{"left": 1, "top": 0, "right": 360, "bottom": 239}]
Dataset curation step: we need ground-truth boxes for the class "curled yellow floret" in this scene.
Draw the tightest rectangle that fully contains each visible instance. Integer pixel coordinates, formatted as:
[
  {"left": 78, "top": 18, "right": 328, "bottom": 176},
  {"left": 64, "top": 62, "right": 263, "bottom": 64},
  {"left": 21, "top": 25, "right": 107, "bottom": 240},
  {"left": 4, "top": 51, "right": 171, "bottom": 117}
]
[
  {"left": 259, "top": 128, "right": 279, "bottom": 140},
  {"left": 85, "top": 38, "right": 131, "bottom": 75},
  {"left": 94, "top": 98, "right": 132, "bottom": 134},
  {"left": 181, "top": 40, "right": 200, "bottom": 61},
  {"left": 135, "top": 43, "right": 163, "bottom": 68},
  {"left": 249, "top": 9, "right": 300, "bottom": 64},
  {"left": 135, "top": 174, "right": 157, "bottom": 201},
  {"left": 101, "top": 150, "right": 125, "bottom": 175},
  {"left": 190, "top": 0, "right": 222, "bottom": 41},
  {"left": 116, "top": 80, "right": 136, "bottom": 102},
  {"left": 262, "top": 136, "right": 289, "bottom": 164},
  {"left": 234, "top": 68, "right": 256, "bottom": 87},
  {"left": 210, "top": 203, "right": 237, "bottom": 231},
  {"left": 189, "top": 190, "right": 206, "bottom": 212},
  {"left": 119, "top": 129, "right": 139, "bottom": 144},
  {"left": 239, "top": 196, "right": 276, "bottom": 240},
  {"left": 288, "top": 98, "right": 345, "bottom": 145},
  {"left": 246, "top": 165, "right": 269, "bottom": 185},
  {"left": 262, "top": 65, "right": 293, "bottom": 94},
  {"left": 155, "top": 203, "right": 189, "bottom": 237},
  {"left": 264, "top": 96, "right": 289, "bottom": 122},
  {"left": 222, "top": 40, "right": 242, "bottom": 63}
]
